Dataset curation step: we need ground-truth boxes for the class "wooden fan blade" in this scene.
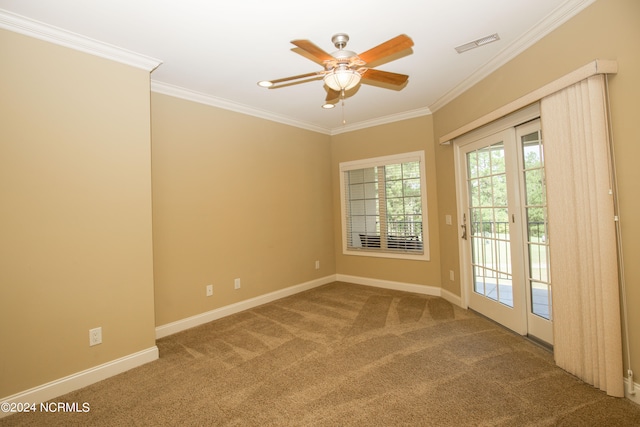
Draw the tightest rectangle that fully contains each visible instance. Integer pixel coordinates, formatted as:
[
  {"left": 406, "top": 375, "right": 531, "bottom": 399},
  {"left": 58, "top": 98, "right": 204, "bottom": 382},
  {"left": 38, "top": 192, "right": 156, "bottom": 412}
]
[
  {"left": 358, "top": 34, "right": 414, "bottom": 65},
  {"left": 361, "top": 69, "right": 409, "bottom": 86},
  {"left": 290, "top": 39, "right": 334, "bottom": 64},
  {"left": 326, "top": 89, "right": 340, "bottom": 102},
  {"left": 261, "top": 71, "right": 323, "bottom": 86}
]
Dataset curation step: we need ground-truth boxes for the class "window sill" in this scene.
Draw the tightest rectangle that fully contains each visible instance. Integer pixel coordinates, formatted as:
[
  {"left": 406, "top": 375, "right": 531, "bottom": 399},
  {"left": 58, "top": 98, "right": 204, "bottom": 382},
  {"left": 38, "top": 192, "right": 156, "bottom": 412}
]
[{"left": 343, "top": 248, "right": 430, "bottom": 261}]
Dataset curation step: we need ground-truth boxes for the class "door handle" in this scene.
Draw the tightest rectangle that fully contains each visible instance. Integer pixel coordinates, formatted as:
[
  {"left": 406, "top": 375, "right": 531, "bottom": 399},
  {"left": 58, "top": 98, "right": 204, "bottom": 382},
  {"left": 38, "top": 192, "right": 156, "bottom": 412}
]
[{"left": 461, "top": 213, "right": 468, "bottom": 240}]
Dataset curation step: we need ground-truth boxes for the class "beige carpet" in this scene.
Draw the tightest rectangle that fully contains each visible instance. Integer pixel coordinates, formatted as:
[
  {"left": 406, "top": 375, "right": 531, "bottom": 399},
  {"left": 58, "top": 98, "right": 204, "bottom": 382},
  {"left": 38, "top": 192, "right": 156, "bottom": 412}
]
[{"left": 3, "top": 281, "right": 640, "bottom": 426}]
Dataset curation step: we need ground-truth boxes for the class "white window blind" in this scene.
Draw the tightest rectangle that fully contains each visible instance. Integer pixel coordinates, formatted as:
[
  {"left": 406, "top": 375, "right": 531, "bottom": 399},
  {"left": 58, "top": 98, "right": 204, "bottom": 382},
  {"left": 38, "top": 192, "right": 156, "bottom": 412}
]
[{"left": 339, "top": 151, "right": 429, "bottom": 260}]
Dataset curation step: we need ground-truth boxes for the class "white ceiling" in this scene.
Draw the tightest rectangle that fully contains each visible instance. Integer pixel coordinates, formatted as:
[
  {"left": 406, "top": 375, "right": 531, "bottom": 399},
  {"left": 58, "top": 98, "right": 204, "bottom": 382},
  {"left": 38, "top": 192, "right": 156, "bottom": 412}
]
[{"left": 0, "top": 0, "right": 593, "bottom": 134}]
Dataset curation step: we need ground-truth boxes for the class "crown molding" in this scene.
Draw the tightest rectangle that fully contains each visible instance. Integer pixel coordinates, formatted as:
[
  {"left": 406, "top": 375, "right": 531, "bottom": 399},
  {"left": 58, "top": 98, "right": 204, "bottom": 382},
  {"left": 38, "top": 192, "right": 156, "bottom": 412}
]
[
  {"left": 0, "top": 9, "right": 162, "bottom": 72},
  {"left": 330, "top": 107, "right": 432, "bottom": 135},
  {"left": 152, "top": 79, "right": 432, "bottom": 135},
  {"left": 151, "top": 81, "right": 332, "bottom": 135},
  {"left": 152, "top": 79, "right": 431, "bottom": 135},
  {"left": 429, "top": 0, "right": 597, "bottom": 112}
]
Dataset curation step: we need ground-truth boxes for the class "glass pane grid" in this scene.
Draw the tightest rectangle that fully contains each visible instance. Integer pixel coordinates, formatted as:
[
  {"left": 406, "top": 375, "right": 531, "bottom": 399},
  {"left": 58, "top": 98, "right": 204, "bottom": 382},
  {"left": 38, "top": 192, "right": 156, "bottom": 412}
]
[
  {"left": 345, "top": 168, "right": 380, "bottom": 249},
  {"left": 472, "top": 263, "right": 513, "bottom": 307},
  {"left": 385, "top": 162, "right": 424, "bottom": 251},
  {"left": 522, "top": 132, "right": 551, "bottom": 320},
  {"left": 467, "top": 143, "right": 513, "bottom": 308},
  {"left": 345, "top": 160, "right": 424, "bottom": 254}
]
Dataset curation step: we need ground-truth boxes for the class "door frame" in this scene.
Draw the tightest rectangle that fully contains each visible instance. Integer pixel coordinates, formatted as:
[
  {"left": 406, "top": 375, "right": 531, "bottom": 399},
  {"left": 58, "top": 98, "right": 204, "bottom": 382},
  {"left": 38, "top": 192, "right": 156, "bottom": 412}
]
[{"left": 454, "top": 104, "right": 540, "bottom": 326}]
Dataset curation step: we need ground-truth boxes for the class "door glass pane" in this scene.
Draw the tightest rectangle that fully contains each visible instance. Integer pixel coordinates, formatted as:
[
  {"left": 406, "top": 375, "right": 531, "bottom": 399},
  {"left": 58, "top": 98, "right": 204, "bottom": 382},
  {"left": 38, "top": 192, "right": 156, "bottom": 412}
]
[
  {"left": 524, "top": 169, "right": 546, "bottom": 205},
  {"left": 478, "top": 177, "right": 493, "bottom": 206},
  {"left": 491, "top": 146, "right": 506, "bottom": 174},
  {"left": 467, "top": 151, "right": 479, "bottom": 179},
  {"left": 522, "top": 132, "right": 543, "bottom": 168},
  {"left": 521, "top": 131, "right": 551, "bottom": 320},
  {"left": 467, "top": 142, "right": 513, "bottom": 308},
  {"left": 492, "top": 175, "right": 507, "bottom": 206},
  {"left": 477, "top": 149, "right": 491, "bottom": 177}
]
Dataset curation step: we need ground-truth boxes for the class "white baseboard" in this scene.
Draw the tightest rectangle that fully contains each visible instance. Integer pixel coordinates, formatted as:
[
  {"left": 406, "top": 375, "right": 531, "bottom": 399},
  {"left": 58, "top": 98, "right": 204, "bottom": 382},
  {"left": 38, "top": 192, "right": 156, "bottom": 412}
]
[
  {"left": 624, "top": 376, "right": 640, "bottom": 405},
  {"left": 336, "top": 274, "right": 463, "bottom": 307},
  {"left": 155, "top": 275, "right": 337, "bottom": 339},
  {"left": 440, "top": 288, "right": 463, "bottom": 307},
  {"left": 336, "top": 274, "right": 445, "bottom": 299},
  {"left": 0, "top": 346, "right": 158, "bottom": 419},
  {"left": 156, "top": 274, "right": 463, "bottom": 340},
  {"left": 155, "top": 274, "right": 464, "bottom": 340}
]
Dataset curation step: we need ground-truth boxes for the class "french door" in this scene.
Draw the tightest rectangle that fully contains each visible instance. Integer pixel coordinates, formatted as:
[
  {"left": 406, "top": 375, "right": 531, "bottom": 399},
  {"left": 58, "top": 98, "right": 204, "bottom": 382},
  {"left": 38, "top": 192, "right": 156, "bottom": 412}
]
[{"left": 455, "top": 109, "right": 553, "bottom": 345}]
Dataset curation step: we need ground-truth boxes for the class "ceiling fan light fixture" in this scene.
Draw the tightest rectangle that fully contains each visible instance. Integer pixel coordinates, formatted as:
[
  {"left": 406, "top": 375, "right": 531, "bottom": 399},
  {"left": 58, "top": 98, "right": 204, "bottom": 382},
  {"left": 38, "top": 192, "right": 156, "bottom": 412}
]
[
  {"left": 323, "top": 67, "right": 361, "bottom": 91},
  {"left": 321, "top": 103, "right": 336, "bottom": 109},
  {"left": 257, "top": 80, "right": 274, "bottom": 88}
]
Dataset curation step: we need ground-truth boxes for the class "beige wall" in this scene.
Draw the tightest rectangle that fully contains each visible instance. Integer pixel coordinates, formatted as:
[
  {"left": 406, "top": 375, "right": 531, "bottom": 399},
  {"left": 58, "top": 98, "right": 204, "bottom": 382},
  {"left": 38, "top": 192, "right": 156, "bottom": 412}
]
[
  {"left": 331, "top": 116, "right": 441, "bottom": 287},
  {"left": 0, "top": 30, "right": 156, "bottom": 397},
  {"left": 433, "top": 0, "right": 640, "bottom": 375},
  {"left": 151, "top": 93, "right": 335, "bottom": 326},
  {"left": 3, "top": 0, "right": 638, "bottom": 402}
]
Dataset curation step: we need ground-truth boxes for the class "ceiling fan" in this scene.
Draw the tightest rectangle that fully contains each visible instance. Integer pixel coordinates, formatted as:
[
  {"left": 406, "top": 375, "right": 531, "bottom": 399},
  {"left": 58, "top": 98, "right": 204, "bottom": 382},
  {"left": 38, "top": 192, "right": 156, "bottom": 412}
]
[{"left": 257, "top": 33, "right": 414, "bottom": 108}]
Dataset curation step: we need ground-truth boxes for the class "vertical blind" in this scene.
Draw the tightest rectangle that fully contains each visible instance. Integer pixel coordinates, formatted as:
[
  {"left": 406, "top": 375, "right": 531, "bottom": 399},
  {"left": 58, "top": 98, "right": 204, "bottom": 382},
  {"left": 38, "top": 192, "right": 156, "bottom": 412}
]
[{"left": 541, "top": 74, "right": 623, "bottom": 397}]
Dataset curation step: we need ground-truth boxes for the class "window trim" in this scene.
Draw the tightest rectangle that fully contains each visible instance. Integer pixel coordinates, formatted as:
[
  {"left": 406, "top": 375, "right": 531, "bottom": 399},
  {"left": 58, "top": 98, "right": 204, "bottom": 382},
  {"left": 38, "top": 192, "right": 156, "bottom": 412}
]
[{"left": 339, "top": 151, "right": 430, "bottom": 261}]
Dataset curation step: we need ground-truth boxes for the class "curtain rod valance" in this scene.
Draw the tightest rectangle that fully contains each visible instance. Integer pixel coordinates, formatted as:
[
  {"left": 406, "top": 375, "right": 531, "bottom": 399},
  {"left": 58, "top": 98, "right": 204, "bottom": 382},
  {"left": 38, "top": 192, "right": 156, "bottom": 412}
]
[{"left": 439, "top": 59, "right": 618, "bottom": 145}]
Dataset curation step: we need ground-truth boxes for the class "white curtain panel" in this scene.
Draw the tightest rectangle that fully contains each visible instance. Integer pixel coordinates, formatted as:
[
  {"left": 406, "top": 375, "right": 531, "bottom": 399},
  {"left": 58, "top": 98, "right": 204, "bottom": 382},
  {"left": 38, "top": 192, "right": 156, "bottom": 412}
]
[{"left": 541, "top": 74, "right": 623, "bottom": 397}]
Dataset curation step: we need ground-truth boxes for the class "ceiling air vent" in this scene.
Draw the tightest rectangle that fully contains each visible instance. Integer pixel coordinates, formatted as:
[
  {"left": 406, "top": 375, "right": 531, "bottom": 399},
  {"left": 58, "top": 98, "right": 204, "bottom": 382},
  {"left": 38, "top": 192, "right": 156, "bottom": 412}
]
[{"left": 455, "top": 33, "right": 500, "bottom": 53}]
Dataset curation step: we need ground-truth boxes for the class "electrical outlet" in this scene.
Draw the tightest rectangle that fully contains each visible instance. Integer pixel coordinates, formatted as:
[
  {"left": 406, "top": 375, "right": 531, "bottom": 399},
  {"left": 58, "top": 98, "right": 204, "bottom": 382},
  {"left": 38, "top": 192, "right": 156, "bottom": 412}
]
[
  {"left": 89, "top": 327, "right": 102, "bottom": 346},
  {"left": 315, "top": 260, "right": 320, "bottom": 270},
  {"left": 206, "top": 284, "right": 213, "bottom": 297},
  {"left": 234, "top": 278, "right": 241, "bottom": 289},
  {"left": 449, "top": 270, "right": 455, "bottom": 281},
  {"left": 445, "top": 215, "right": 452, "bottom": 225}
]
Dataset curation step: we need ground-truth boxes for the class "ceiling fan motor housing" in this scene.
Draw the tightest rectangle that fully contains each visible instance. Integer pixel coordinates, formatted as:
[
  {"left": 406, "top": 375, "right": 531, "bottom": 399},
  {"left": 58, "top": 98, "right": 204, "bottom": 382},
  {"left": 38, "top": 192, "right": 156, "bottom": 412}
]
[
  {"left": 331, "top": 33, "right": 350, "bottom": 49},
  {"left": 327, "top": 33, "right": 365, "bottom": 69},
  {"left": 329, "top": 33, "right": 359, "bottom": 62}
]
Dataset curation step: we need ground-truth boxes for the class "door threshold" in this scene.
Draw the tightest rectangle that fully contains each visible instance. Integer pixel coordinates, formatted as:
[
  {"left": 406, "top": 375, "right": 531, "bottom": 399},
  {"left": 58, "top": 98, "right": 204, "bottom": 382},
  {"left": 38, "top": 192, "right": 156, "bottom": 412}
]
[
  {"left": 525, "top": 334, "right": 553, "bottom": 353},
  {"left": 469, "top": 308, "right": 553, "bottom": 353}
]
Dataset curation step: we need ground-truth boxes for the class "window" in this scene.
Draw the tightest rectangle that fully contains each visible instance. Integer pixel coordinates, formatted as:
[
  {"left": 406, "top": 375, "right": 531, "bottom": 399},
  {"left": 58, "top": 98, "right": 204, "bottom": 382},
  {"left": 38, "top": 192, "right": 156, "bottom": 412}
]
[{"left": 339, "top": 151, "right": 429, "bottom": 260}]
